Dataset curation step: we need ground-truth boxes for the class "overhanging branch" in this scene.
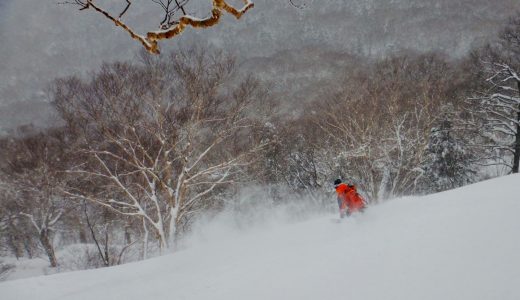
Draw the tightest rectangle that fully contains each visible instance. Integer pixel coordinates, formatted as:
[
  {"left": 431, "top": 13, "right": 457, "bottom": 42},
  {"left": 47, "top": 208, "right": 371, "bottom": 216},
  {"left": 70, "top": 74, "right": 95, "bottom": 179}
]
[{"left": 75, "top": 0, "right": 255, "bottom": 54}]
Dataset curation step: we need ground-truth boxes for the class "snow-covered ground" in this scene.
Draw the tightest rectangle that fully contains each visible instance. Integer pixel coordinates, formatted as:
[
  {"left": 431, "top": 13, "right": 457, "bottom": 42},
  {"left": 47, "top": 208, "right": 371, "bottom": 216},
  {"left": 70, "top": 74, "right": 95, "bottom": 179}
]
[{"left": 1, "top": 174, "right": 519, "bottom": 300}]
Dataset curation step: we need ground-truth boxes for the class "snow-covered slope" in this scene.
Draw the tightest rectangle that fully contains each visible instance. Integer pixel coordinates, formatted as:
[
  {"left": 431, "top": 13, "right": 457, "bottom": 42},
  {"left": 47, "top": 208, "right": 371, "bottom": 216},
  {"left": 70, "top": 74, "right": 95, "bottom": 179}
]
[{"left": 2, "top": 175, "right": 520, "bottom": 300}]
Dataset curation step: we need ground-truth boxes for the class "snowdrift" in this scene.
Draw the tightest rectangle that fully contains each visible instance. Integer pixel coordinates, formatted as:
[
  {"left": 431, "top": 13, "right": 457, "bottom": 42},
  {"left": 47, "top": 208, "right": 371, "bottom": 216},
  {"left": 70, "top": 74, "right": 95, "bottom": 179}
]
[{"left": 1, "top": 174, "right": 520, "bottom": 300}]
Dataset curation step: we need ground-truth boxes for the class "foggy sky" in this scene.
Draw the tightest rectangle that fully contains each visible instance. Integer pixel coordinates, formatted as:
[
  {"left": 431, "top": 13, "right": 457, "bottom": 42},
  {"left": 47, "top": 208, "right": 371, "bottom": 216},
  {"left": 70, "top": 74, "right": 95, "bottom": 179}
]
[{"left": 0, "top": 0, "right": 518, "bottom": 132}]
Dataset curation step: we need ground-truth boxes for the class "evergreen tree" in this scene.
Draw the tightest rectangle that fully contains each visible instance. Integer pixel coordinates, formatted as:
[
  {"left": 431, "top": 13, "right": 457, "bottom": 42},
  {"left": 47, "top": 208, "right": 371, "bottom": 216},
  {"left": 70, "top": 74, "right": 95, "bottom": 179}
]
[{"left": 422, "top": 107, "right": 476, "bottom": 193}]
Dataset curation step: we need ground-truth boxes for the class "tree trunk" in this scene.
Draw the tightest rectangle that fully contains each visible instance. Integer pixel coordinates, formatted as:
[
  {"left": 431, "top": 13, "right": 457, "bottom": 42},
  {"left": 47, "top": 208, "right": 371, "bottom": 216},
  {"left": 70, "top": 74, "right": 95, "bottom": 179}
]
[
  {"left": 377, "top": 167, "right": 391, "bottom": 202},
  {"left": 8, "top": 232, "right": 24, "bottom": 259},
  {"left": 142, "top": 217, "right": 149, "bottom": 260},
  {"left": 7, "top": 220, "right": 27, "bottom": 258},
  {"left": 156, "top": 226, "right": 167, "bottom": 254},
  {"left": 513, "top": 108, "right": 520, "bottom": 173},
  {"left": 168, "top": 206, "right": 179, "bottom": 250},
  {"left": 83, "top": 202, "right": 109, "bottom": 266},
  {"left": 39, "top": 229, "right": 58, "bottom": 268},
  {"left": 125, "top": 226, "right": 132, "bottom": 245},
  {"left": 513, "top": 81, "right": 520, "bottom": 174},
  {"left": 104, "top": 227, "right": 110, "bottom": 266}
]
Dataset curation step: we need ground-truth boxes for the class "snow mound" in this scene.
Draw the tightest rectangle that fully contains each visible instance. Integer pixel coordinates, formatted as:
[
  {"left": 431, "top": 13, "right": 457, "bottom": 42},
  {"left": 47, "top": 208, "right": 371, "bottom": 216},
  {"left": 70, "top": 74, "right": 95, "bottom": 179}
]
[{"left": 1, "top": 174, "right": 520, "bottom": 300}]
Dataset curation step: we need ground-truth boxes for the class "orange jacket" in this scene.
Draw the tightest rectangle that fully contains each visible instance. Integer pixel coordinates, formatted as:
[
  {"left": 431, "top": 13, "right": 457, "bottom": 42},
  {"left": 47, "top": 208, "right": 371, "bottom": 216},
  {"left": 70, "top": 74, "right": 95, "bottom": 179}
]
[{"left": 335, "top": 183, "right": 365, "bottom": 212}]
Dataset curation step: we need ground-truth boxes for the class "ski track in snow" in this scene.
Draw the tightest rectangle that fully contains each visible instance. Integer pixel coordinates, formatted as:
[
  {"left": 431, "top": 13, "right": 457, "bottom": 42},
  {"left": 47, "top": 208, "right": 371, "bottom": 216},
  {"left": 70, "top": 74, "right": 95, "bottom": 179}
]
[{"left": 1, "top": 174, "right": 520, "bottom": 300}]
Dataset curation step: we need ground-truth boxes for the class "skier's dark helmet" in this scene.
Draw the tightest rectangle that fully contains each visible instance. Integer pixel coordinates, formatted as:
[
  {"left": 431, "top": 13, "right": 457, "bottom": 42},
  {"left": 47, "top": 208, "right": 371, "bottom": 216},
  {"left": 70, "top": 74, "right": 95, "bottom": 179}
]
[{"left": 334, "top": 179, "right": 342, "bottom": 187}]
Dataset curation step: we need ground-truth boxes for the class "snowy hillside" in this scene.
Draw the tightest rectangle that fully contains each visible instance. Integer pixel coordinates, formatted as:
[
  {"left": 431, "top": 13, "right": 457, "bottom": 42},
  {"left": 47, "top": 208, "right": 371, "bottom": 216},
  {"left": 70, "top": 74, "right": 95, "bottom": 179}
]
[{"left": 1, "top": 174, "right": 520, "bottom": 300}]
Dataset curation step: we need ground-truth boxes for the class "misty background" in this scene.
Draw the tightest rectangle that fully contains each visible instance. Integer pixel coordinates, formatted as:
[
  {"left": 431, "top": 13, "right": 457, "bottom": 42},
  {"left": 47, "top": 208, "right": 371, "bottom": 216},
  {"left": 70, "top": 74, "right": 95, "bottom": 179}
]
[{"left": 0, "top": 0, "right": 518, "bottom": 132}]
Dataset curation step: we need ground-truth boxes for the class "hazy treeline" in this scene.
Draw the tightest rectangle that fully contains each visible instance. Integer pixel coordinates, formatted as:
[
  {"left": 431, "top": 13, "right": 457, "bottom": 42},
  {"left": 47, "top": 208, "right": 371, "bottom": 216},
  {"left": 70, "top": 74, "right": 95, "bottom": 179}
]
[
  {"left": 0, "top": 15, "right": 519, "bottom": 275},
  {"left": 1, "top": 0, "right": 518, "bottom": 130}
]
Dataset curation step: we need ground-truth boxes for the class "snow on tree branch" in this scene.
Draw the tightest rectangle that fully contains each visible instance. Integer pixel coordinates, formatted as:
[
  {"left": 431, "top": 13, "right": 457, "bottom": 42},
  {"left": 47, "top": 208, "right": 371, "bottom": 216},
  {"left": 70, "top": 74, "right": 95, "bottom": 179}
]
[{"left": 468, "top": 16, "right": 520, "bottom": 173}]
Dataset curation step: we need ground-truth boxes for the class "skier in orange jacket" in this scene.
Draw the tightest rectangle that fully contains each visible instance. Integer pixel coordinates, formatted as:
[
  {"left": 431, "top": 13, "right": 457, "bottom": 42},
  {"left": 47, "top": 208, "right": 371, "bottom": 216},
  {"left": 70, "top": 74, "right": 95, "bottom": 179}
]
[{"left": 334, "top": 179, "right": 366, "bottom": 218}]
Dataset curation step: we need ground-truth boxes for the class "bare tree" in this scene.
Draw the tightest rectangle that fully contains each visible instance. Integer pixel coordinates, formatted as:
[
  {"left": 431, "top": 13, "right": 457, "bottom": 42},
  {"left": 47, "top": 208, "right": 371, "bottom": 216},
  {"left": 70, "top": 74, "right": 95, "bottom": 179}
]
[
  {"left": 65, "top": 0, "right": 254, "bottom": 54},
  {"left": 261, "top": 116, "right": 331, "bottom": 204},
  {"left": 79, "top": 201, "right": 138, "bottom": 266},
  {"left": 309, "top": 53, "right": 458, "bottom": 201},
  {"left": 0, "top": 128, "right": 71, "bottom": 267},
  {"left": 0, "top": 192, "right": 39, "bottom": 259},
  {"left": 53, "top": 49, "right": 268, "bottom": 251},
  {"left": 468, "top": 15, "right": 520, "bottom": 173}
]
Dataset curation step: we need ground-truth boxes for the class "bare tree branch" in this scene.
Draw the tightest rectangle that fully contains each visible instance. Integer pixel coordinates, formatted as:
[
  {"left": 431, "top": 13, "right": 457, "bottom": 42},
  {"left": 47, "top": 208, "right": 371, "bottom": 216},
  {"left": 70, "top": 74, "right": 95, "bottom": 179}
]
[{"left": 68, "top": 0, "right": 255, "bottom": 54}]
